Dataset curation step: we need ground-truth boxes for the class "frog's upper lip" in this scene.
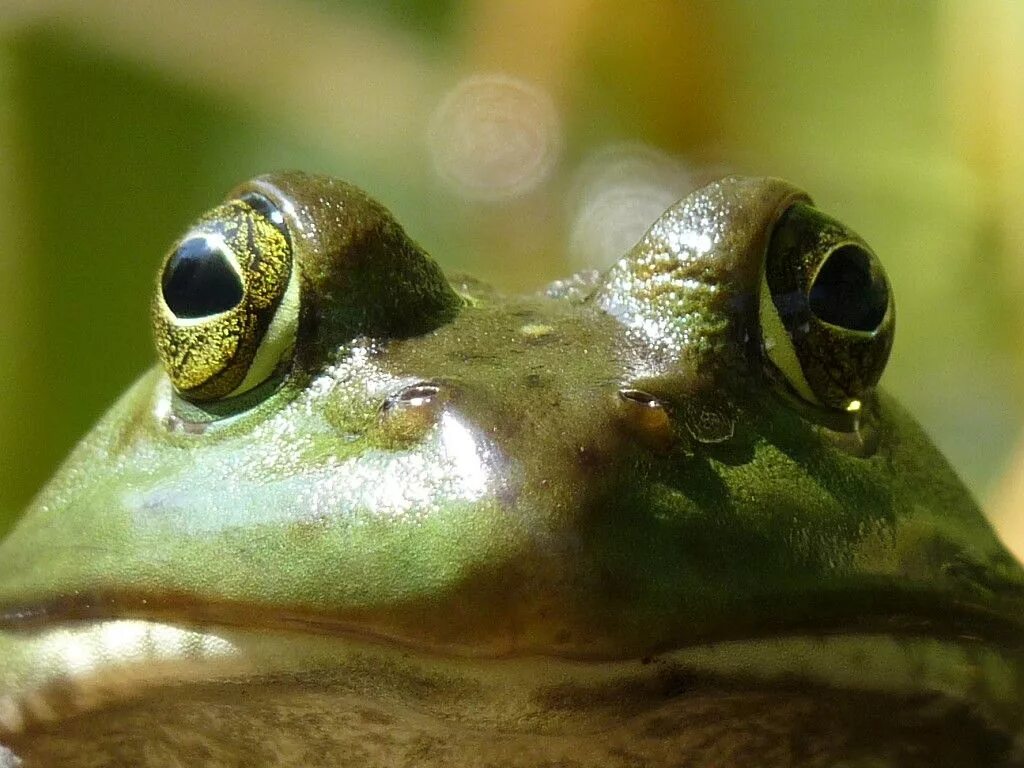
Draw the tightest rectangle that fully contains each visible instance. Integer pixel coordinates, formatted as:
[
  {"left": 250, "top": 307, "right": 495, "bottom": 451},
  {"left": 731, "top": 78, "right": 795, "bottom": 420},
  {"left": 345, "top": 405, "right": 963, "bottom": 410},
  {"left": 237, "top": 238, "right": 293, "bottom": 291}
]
[{"left": 2, "top": 584, "right": 1024, "bottom": 661}]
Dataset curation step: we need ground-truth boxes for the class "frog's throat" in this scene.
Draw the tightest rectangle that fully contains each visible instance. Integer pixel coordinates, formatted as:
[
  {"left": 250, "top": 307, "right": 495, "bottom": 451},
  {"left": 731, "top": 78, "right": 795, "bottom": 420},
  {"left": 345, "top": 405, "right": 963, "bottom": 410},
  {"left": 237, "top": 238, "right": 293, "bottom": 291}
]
[{"left": 1, "top": 621, "right": 1022, "bottom": 766}]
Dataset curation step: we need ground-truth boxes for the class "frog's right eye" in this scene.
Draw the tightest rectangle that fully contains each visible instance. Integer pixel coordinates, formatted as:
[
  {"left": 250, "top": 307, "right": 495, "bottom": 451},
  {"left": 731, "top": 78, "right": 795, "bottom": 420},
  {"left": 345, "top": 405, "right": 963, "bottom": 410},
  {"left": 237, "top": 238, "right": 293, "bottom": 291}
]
[
  {"left": 759, "top": 203, "right": 895, "bottom": 415},
  {"left": 151, "top": 192, "right": 299, "bottom": 403}
]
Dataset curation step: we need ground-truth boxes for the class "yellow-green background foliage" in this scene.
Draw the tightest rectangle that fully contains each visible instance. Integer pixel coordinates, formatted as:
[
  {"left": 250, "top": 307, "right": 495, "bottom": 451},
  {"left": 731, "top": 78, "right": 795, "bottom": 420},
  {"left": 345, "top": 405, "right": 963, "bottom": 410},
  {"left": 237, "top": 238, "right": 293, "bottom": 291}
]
[{"left": 1, "top": 1, "right": 1022, "bottom": 549}]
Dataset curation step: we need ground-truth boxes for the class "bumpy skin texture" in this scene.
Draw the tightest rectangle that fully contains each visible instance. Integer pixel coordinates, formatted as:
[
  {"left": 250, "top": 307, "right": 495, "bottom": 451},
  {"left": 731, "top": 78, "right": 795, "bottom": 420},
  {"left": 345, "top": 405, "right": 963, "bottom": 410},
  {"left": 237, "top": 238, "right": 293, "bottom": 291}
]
[{"left": 1, "top": 174, "right": 1023, "bottom": 767}]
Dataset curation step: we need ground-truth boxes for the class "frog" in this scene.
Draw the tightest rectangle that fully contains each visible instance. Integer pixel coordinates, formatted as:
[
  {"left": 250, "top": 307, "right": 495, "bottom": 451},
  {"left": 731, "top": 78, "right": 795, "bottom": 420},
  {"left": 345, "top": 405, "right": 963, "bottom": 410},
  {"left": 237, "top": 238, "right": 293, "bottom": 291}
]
[{"left": 1, "top": 172, "right": 1023, "bottom": 768}]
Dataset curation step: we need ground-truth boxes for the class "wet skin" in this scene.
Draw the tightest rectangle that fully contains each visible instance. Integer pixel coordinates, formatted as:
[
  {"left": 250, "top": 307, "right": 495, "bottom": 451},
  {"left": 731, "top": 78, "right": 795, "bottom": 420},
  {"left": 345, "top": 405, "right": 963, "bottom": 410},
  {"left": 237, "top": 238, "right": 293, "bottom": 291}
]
[{"left": 1, "top": 174, "right": 1023, "bottom": 767}]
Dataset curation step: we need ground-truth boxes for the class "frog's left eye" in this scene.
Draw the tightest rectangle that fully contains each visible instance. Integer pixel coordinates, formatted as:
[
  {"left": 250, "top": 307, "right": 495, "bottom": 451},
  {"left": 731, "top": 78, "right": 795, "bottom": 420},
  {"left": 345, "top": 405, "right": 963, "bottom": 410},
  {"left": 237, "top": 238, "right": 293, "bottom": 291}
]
[
  {"left": 759, "top": 203, "right": 895, "bottom": 413},
  {"left": 152, "top": 192, "right": 299, "bottom": 402}
]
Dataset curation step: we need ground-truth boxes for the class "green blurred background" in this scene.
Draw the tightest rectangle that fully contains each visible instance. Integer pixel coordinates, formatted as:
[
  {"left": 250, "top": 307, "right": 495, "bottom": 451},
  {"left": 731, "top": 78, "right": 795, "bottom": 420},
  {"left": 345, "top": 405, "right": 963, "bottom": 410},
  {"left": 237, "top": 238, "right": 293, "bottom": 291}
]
[{"left": 1, "top": 1, "right": 1022, "bottom": 546}]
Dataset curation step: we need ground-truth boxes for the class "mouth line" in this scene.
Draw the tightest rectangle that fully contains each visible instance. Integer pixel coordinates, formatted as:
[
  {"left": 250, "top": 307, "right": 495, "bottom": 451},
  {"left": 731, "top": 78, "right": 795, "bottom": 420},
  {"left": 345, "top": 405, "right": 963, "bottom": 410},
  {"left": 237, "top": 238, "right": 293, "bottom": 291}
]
[
  {"left": 2, "top": 615, "right": 1022, "bottom": 746},
  {"left": 2, "top": 587, "right": 1024, "bottom": 661}
]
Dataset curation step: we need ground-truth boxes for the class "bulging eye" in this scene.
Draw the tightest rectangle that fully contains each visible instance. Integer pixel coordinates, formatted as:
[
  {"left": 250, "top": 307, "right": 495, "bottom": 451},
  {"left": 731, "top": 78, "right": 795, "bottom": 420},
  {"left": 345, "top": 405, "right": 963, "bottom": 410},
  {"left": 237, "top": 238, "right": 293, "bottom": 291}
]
[
  {"left": 152, "top": 192, "right": 299, "bottom": 402},
  {"left": 759, "top": 203, "right": 894, "bottom": 414}
]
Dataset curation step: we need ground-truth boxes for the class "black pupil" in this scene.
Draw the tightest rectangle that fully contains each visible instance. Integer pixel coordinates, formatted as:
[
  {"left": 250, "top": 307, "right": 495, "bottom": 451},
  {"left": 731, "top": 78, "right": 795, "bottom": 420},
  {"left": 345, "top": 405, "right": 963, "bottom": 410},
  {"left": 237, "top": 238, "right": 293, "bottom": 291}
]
[
  {"left": 161, "top": 237, "right": 244, "bottom": 319},
  {"left": 808, "top": 245, "right": 888, "bottom": 332}
]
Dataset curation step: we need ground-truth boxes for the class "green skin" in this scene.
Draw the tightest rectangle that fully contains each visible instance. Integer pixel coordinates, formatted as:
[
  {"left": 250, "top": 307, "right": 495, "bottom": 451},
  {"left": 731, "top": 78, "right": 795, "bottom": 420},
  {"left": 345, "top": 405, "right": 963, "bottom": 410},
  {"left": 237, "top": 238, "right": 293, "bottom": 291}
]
[{"left": 1, "top": 174, "right": 1023, "bottom": 767}]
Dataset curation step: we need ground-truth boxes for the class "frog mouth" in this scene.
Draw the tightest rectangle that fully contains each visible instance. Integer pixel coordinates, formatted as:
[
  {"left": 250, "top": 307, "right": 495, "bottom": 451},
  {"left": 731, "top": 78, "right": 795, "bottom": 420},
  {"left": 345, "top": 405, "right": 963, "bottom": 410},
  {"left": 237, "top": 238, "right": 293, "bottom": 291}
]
[
  {"left": 3, "top": 578, "right": 1024, "bottom": 656},
  {"left": 1, "top": 615, "right": 1023, "bottom": 767},
  {"left": 3, "top": 589, "right": 1024, "bottom": 749}
]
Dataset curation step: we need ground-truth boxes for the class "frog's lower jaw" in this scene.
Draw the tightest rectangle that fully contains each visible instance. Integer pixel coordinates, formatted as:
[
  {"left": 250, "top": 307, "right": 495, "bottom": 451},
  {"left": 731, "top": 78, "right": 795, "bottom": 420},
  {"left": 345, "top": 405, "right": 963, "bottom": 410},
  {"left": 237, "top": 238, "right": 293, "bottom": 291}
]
[{"left": 1, "top": 624, "right": 1022, "bottom": 768}]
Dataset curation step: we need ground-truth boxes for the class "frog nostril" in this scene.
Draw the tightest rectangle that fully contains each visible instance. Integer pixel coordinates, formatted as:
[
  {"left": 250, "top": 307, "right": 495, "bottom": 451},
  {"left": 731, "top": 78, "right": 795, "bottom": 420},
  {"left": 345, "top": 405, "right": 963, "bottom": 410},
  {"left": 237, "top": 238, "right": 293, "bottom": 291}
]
[
  {"left": 378, "top": 382, "right": 445, "bottom": 446},
  {"left": 385, "top": 383, "right": 442, "bottom": 410},
  {"left": 808, "top": 244, "right": 889, "bottom": 333},
  {"left": 161, "top": 236, "right": 244, "bottom": 319},
  {"left": 618, "top": 388, "right": 658, "bottom": 407},
  {"left": 617, "top": 388, "right": 673, "bottom": 449}
]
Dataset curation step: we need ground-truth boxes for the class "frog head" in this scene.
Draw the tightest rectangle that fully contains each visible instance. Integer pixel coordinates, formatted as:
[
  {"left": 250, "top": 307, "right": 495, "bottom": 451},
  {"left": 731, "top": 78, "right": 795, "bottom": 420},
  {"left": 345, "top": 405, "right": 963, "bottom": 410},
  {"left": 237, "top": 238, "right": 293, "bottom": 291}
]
[{"left": 1, "top": 173, "right": 1022, "bottom": 766}]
